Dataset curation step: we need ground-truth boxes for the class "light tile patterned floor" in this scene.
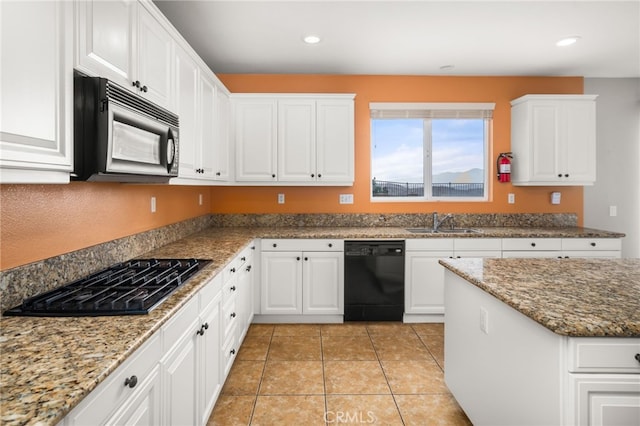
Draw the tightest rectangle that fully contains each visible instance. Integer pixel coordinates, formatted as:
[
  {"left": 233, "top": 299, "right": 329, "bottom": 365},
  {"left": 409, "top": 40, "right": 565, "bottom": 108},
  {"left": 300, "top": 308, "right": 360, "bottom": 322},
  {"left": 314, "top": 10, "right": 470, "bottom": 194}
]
[{"left": 208, "top": 322, "right": 471, "bottom": 425}]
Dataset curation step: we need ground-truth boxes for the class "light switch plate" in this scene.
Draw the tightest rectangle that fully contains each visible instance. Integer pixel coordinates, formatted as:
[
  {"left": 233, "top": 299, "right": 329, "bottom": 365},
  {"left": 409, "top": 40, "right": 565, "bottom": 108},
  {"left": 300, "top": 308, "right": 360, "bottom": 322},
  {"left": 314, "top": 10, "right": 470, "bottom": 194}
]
[{"left": 508, "top": 193, "right": 515, "bottom": 204}]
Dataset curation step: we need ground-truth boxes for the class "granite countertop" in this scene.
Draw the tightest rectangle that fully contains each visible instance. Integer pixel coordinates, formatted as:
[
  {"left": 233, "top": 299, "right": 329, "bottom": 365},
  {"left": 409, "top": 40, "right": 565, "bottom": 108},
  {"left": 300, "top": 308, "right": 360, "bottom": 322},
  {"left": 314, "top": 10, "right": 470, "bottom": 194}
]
[
  {"left": 439, "top": 257, "right": 640, "bottom": 337},
  {"left": 0, "top": 225, "right": 627, "bottom": 425}
]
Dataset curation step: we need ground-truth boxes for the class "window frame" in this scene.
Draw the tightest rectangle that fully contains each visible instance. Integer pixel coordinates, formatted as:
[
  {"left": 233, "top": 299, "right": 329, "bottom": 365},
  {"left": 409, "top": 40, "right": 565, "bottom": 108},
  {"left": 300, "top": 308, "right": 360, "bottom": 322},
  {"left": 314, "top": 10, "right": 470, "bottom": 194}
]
[{"left": 369, "top": 102, "right": 494, "bottom": 202}]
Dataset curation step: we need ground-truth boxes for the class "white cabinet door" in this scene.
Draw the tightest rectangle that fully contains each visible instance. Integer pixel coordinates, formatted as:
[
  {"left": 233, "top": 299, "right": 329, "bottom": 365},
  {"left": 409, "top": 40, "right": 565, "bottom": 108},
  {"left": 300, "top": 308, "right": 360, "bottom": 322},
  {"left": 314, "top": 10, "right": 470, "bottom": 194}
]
[
  {"left": 162, "top": 321, "right": 199, "bottom": 426},
  {"left": 233, "top": 95, "right": 354, "bottom": 184},
  {"left": 136, "top": 4, "right": 173, "bottom": 110},
  {"left": 563, "top": 100, "right": 596, "bottom": 183},
  {"left": 75, "top": 0, "right": 135, "bottom": 89},
  {"left": 316, "top": 99, "right": 355, "bottom": 183},
  {"left": 303, "top": 252, "right": 344, "bottom": 315},
  {"left": 198, "top": 297, "right": 222, "bottom": 426},
  {"left": 278, "top": 99, "right": 316, "bottom": 182},
  {"left": 261, "top": 251, "right": 303, "bottom": 314},
  {"left": 76, "top": 1, "right": 174, "bottom": 110},
  {"left": 0, "top": 0, "right": 73, "bottom": 183},
  {"left": 511, "top": 95, "right": 596, "bottom": 186},
  {"left": 236, "top": 251, "right": 254, "bottom": 339},
  {"left": 174, "top": 45, "right": 200, "bottom": 179},
  {"left": 570, "top": 374, "right": 640, "bottom": 426},
  {"left": 212, "top": 86, "right": 232, "bottom": 181},
  {"left": 199, "top": 72, "right": 217, "bottom": 179},
  {"left": 405, "top": 251, "right": 452, "bottom": 314},
  {"left": 235, "top": 99, "right": 278, "bottom": 181},
  {"left": 107, "top": 365, "right": 162, "bottom": 426}
]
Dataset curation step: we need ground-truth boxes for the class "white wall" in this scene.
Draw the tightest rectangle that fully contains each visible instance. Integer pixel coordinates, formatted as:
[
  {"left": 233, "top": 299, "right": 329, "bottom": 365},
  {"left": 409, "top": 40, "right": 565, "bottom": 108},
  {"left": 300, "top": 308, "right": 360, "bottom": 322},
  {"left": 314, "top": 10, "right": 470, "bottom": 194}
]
[{"left": 584, "top": 78, "right": 640, "bottom": 258}]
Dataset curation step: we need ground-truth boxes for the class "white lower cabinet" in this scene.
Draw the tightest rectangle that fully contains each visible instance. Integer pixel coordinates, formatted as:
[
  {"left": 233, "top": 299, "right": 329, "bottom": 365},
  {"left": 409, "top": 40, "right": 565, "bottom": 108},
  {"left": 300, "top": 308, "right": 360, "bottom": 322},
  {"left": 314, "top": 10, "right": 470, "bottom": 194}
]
[
  {"left": 503, "top": 238, "right": 622, "bottom": 259},
  {"left": 444, "top": 270, "right": 640, "bottom": 426},
  {"left": 405, "top": 238, "right": 501, "bottom": 322},
  {"left": 63, "top": 333, "right": 163, "bottom": 425},
  {"left": 259, "top": 239, "right": 344, "bottom": 321},
  {"left": 405, "top": 239, "right": 453, "bottom": 318},
  {"left": 161, "top": 275, "right": 223, "bottom": 426},
  {"left": 108, "top": 365, "right": 161, "bottom": 426},
  {"left": 63, "top": 263, "right": 238, "bottom": 426},
  {"left": 569, "top": 374, "right": 640, "bottom": 425}
]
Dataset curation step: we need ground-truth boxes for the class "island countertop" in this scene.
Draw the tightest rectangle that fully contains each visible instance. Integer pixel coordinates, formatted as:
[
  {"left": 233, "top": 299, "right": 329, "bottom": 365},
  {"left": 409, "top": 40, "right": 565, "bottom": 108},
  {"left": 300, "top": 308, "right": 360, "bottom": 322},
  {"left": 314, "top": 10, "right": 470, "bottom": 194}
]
[{"left": 439, "top": 257, "right": 640, "bottom": 337}]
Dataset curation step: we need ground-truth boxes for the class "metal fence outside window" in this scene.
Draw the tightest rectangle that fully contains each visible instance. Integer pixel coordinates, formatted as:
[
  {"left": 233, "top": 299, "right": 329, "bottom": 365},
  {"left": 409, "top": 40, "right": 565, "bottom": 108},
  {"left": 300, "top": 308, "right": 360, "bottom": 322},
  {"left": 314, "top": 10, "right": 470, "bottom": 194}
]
[{"left": 372, "top": 180, "right": 484, "bottom": 197}]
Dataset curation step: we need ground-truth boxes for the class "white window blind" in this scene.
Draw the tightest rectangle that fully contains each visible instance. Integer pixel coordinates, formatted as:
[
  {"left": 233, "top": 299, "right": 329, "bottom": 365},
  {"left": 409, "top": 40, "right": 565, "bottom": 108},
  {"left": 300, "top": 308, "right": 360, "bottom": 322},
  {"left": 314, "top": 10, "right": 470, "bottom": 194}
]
[{"left": 370, "top": 102, "right": 495, "bottom": 119}]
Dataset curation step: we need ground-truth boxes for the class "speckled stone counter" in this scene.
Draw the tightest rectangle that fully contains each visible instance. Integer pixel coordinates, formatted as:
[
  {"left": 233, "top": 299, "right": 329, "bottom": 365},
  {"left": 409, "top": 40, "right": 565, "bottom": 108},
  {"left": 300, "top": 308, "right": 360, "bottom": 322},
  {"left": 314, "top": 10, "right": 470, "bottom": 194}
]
[
  {"left": 0, "top": 223, "right": 627, "bottom": 425},
  {"left": 439, "top": 257, "right": 640, "bottom": 337}
]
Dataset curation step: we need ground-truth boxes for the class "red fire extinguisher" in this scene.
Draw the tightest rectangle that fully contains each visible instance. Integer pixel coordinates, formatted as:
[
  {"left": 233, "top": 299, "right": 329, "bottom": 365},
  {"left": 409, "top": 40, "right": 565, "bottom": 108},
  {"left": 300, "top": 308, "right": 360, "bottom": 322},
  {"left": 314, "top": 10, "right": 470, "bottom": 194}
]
[{"left": 497, "top": 152, "right": 513, "bottom": 183}]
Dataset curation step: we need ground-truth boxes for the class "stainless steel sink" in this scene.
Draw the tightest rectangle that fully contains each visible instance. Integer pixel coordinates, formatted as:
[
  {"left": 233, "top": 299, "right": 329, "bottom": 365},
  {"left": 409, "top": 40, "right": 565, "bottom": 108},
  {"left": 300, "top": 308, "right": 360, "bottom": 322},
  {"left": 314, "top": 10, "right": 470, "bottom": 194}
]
[{"left": 405, "top": 228, "right": 482, "bottom": 234}]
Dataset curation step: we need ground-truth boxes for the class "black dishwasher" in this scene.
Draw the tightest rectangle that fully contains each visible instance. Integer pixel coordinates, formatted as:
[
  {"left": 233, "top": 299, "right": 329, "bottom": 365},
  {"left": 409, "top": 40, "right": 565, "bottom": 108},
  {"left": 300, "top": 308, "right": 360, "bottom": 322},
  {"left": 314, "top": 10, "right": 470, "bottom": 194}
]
[{"left": 344, "top": 241, "right": 405, "bottom": 321}]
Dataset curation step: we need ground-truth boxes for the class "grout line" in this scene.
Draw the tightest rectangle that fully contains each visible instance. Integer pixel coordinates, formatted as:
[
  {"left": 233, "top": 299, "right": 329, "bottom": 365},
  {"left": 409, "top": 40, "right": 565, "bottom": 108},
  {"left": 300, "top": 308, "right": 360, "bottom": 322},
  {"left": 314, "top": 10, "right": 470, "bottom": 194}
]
[{"left": 247, "top": 326, "right": 274, "bottom": 425}]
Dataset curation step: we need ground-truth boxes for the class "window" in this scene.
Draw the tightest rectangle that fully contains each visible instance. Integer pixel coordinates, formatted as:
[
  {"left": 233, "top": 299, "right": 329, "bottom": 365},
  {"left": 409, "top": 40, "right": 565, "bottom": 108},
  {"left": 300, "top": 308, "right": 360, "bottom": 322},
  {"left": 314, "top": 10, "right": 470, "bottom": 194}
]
[{"left": 370, "top": 103, "right": 494, "bottom": 201}]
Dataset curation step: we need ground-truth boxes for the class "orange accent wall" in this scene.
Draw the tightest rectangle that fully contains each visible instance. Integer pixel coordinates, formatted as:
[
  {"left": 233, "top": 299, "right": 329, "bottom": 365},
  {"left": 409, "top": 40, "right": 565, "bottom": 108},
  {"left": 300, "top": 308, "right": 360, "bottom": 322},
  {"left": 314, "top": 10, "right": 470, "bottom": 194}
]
[
  {"left": 0, "top": 183, "right": 210, "bottom": 270},
  {"left": 214, "top": 74, "right": 584, "bottom": 218}
]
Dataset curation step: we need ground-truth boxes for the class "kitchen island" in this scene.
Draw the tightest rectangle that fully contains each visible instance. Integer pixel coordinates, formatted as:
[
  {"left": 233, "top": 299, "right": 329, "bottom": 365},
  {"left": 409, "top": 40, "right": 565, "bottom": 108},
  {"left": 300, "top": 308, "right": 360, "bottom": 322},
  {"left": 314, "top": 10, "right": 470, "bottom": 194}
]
[{"left": 439, "top": 258, "right": 640, "bottom": 426}]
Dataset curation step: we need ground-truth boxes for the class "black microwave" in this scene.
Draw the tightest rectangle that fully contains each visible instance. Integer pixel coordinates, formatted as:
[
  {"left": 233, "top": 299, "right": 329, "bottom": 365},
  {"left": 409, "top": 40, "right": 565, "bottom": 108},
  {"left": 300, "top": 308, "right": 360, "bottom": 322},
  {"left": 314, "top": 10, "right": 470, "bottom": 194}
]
[{"left": 73, "top": 71, "right": 179, "bottom": 182}]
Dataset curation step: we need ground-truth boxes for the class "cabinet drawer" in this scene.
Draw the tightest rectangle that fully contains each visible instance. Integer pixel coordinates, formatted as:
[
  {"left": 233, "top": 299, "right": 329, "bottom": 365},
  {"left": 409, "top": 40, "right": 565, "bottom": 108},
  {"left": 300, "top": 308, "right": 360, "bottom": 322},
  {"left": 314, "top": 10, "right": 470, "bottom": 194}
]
[
  {"left": 222, "top": 296, "right": 237, "bottom": 339},
  {"left": 162, "top": 295, "right": 198, "bottom": 353},
  {"left": 405, "top": 238, "right": 454, "bottom": 251},
  {"left": 261, "top": 239, "right": 343, "bottom": 252},
  {"left": 66, "top": 333, "right": 161, "bottom": 425},
  {"left": 502, "top": 238, "right": 562, "bottom": 251},
  {"left": 561, "top": 238, "right": 622, "bottom": 251},
  {"left": 222, "top": 273, "right": 239, "bottom": 302},
  {"left": 221, "top": 329, "right": 238, "bottom": 377},
  {"left": 199, "top": 274, "right": 222, "bottom": 312},
  {"left": 454, "top": 238, "right": 502, "bottom": 251},
  {"left": 454, "top": 251, "right": 502, "bottom": 258},
  {"left": 568, "top": 338, "right": 640, "bottom": 373}
]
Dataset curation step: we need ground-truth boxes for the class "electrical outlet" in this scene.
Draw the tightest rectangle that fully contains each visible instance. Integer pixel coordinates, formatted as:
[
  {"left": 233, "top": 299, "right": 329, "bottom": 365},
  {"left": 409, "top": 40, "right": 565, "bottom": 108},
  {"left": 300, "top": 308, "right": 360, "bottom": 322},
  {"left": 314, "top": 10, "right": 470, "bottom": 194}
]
[
  {"left": 277, "top": 193, "right": 285, "bottom": 204},
  {"left": 198, "top": 193, "right": 203, "bottom": 206},
  {"left": 339, "top": 194, "right": 354, "bottom": 204},
  {"left": 480, "top": 307, "right": 489, "bottom": 334},
  {"left": 150, "top": 196, "right": 157, "bottom": 213},
  {"left": 508, "top": 193, "right": 515, "bottom": 204}
]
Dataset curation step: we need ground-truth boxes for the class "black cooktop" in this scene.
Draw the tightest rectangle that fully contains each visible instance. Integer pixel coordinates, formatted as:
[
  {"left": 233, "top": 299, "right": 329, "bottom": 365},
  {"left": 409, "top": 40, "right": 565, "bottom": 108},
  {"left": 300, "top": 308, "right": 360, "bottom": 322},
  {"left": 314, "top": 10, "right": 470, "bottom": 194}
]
[{"left": 3, "top": 258, "right": 211, "bottom": 317}]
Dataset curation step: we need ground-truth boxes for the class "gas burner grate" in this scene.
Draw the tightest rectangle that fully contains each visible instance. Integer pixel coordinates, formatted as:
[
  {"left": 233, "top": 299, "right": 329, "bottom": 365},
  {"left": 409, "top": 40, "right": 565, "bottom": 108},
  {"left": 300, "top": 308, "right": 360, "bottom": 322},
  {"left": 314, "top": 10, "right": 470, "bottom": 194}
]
[{"left": 4, "top": 258, "right": 211, "bottom": 317}]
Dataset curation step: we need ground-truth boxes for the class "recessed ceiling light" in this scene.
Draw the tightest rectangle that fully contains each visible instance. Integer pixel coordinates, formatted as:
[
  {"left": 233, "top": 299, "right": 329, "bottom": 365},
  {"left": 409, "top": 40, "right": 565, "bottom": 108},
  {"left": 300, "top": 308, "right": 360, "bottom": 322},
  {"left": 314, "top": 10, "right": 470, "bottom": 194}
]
[
  {"left": 303, "top": 35, "right": 321, "bottom": 44},
  {"left": 556, "top": 36, "right": 581, "bottom": 47}
]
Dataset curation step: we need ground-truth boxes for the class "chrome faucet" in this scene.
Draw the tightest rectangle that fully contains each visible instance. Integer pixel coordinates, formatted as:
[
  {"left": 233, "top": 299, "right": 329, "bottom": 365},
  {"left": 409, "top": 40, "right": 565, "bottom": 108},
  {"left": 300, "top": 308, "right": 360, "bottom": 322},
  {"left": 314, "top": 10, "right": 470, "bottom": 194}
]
[{"left": 433, "top": 212, "right": 454, "bottom": 231}]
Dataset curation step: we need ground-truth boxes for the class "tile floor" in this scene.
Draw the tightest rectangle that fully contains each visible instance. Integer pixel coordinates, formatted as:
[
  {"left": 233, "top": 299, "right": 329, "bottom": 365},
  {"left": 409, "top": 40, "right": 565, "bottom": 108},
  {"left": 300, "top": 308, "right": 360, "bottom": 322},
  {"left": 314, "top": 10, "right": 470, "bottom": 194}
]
[{"left": 208, "top": 322, "right": 472, "bottom": 425}]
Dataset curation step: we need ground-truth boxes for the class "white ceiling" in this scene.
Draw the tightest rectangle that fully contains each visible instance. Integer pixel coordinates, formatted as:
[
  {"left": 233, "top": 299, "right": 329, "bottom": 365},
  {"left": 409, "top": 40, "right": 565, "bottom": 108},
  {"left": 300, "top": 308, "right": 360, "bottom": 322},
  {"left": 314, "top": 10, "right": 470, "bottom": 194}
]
[{"left": 154, "top": 0, "right": 640, "bottom": 78}]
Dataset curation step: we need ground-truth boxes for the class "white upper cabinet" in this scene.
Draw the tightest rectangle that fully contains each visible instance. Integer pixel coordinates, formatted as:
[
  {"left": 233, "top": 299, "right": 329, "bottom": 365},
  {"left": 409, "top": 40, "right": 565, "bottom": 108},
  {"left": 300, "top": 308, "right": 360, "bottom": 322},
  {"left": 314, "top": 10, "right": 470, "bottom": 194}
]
[
  {"left": 510, "top": 94, "right": 597, "bottom": 186},
  {"left": 172, "top": 35, "right": 231, "bottom": 184},
  {"left": 0, "top": 0, "right": 73, "bottom": 183},
  {"left": 316, "top": 99, "right": 355, "bottom": 183},
  {"left": 174, "top": 45, "right": 200, "bottom": 180},
  {"left": 76, "top": 0, "right": 174, "bottom": 111},
  {"left": 233, "top": 94, "right": 355, "bottom": 185},
  {"left": 210, "top": 78, "right": 232, "bottom": 181},
  {"left": 278, "top": 99, "right": 317, "bottom": 182},
  {"left": 234, "top": 99, "right": 279, "bottom": 182},
  {"left": 136, "top": 4, "right": 174, "bottom": 109}
]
